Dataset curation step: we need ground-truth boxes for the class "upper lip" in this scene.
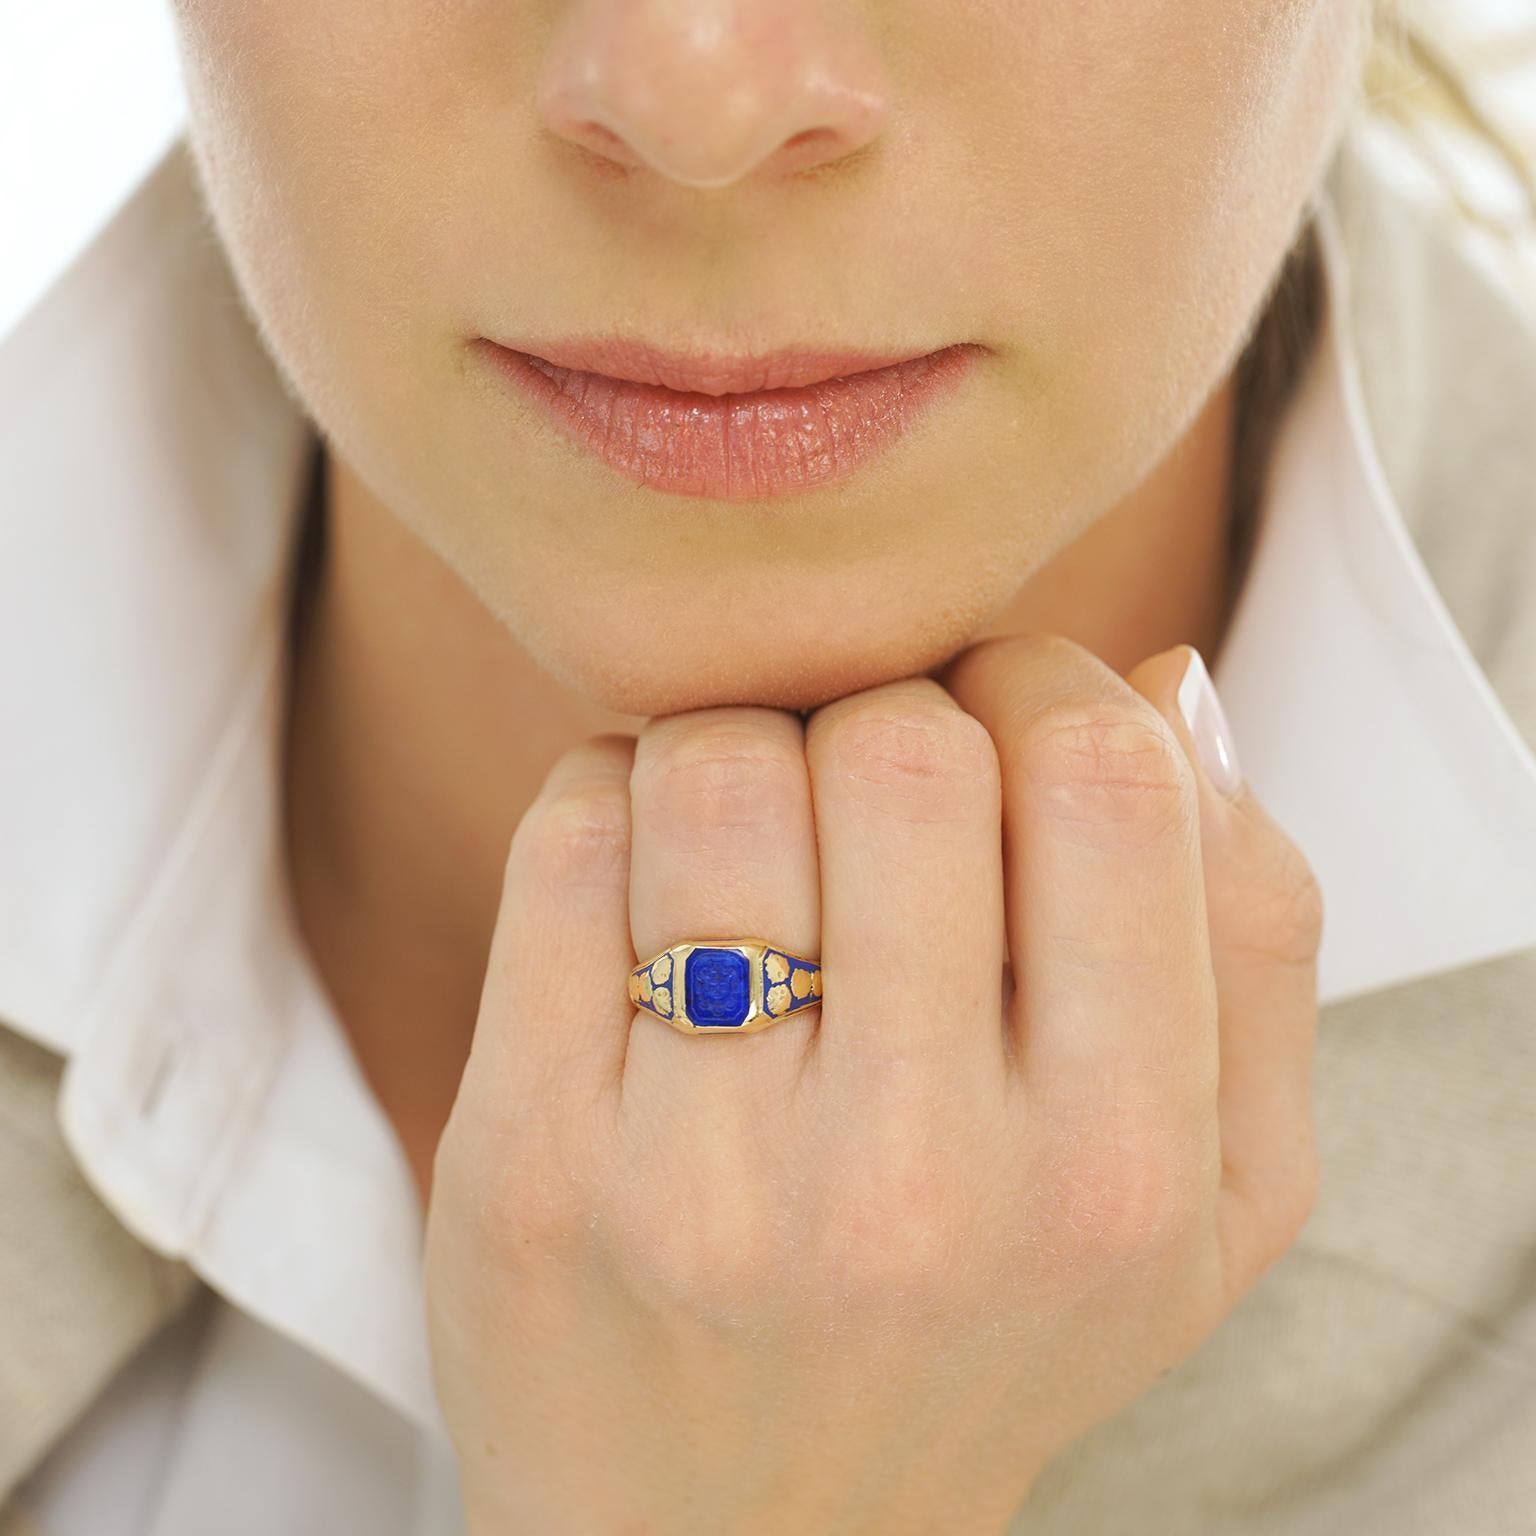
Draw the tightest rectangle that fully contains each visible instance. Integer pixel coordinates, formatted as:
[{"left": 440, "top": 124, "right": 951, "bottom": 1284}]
[{"left": 483, "top": 337, "right": 957, "bottom": 396}]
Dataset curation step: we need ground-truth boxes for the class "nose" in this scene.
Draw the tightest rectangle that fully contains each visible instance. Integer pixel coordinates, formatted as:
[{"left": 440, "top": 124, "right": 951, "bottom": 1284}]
[{"left": 536, "top": 0, "right": 890, "bottom": 189}]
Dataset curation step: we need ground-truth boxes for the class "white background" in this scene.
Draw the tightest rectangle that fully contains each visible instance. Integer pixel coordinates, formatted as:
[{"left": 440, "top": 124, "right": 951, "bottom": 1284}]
[{"left": 1, "top": 0, "right": 1534, "bottom": 343}]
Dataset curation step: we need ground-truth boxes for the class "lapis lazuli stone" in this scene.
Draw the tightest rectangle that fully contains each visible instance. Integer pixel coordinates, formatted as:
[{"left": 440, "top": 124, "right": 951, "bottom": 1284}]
[{"left": 685, "top": 947, "right": 751, "bottom": 1027}]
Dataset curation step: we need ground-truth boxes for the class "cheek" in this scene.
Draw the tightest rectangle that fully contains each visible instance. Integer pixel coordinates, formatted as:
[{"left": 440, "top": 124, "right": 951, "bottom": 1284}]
[
  {"left": 951, "top": 0, "right": 1365, "bottom": 510},
  {"left": 169, "top": 3, "right": 509, "bottom": 435}
]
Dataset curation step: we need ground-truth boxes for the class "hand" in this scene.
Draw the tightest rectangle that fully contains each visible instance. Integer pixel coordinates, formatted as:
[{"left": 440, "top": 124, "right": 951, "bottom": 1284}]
[{"left": 423, "top": 634, "right": 1324, "bottom": 1536}]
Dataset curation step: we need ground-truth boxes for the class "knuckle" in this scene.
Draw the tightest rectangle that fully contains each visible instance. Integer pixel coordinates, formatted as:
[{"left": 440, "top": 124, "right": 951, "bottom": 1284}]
[
  {"left": 1236, "top": 835, "right": 1327, "bottom": 967},
  {"left": 827, "top": 1160, "right": 966, "bottom": 1304},
  {"left": 809, "top": 1173, "right": 990, "bottom": 1336},
  {"left": 945, "top": 630, "right": 1083, "bottom": 696},
  {"left": 496, "top": 1166, "right": 584, "bottom": 1259},
  {"left": 820, "top": 691, "right": 999, "bottom": 821},
  {"left": 434, "top": 1119, "right": 585, "bottom": 1269},
  {"left": 1281, "top": 1150, "right": 1321, "bottom": 1248},
  {"left": 1022, "top": 699, "right": 1194, "bottom": 846},
  {"left": 635, "top": 723, "right": 805, "bottom": 844},
  {"left": 1052, "top": 1123, "right": 1206, "bottom": 1263},
  {"left": 513, "top": 777, "right": 631, "bottom": 891},
  {"left": 623, "top": 1191, "right": 790, "bottom": 1324},
  {"left": 1259, "top": 1139, "right": 1321, "bottom": 1267}
]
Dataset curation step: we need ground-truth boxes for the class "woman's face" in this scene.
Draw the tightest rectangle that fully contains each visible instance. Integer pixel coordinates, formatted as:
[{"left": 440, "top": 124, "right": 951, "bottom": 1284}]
[{"left": 170, "top": 1, "right": 1366, "bottom": 716}]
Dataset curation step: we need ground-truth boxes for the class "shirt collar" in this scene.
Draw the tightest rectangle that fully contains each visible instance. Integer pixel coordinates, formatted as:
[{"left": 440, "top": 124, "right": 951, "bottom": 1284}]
[
  {"left": 1218, "top": 172, "right": 1536, "bottom": 1004},
  {"left": 2, "top": 126, "right": 1536, "bottom": 1431},
  {"left": 0, "top": 138, "right": 442, "bottom": 1430}
]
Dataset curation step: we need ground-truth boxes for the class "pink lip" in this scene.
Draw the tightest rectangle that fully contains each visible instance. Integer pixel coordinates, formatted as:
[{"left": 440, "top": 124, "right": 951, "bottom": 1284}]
[{"left": 475, "top": 337, "right": 981, "bottom": 500}]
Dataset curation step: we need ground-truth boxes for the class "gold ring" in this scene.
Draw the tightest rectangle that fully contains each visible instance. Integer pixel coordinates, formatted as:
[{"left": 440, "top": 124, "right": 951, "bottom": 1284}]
[{"left": 628, "top": 938, "right": 822, "bottom": 1034}]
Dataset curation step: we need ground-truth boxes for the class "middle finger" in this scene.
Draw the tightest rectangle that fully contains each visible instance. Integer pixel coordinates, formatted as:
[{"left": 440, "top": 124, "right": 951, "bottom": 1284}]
[{"left": 803, "top": 676, "right": 1008, "bottom": 1089}]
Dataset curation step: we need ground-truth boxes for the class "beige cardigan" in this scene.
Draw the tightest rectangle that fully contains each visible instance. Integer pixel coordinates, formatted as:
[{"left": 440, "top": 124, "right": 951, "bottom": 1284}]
[{"left": 2, "top": 136, "right": 1534, "bottom": 1533}]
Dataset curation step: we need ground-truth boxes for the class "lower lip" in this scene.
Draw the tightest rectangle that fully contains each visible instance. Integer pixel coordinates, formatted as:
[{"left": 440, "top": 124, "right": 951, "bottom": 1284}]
[{"left": 477, "top": 341, "right": 979, "bottom": 501}]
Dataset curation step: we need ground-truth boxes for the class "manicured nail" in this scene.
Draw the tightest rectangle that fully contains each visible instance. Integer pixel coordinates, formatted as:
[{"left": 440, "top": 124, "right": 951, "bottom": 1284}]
[{"left": 1176, "top": 647, "right": 1243, "bottom": 797}]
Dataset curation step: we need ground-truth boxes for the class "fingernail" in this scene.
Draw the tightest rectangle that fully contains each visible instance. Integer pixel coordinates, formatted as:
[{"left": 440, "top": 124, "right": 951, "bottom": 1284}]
[{"left": 1176, "top": 647, "right": 1243, "bottom": 798}]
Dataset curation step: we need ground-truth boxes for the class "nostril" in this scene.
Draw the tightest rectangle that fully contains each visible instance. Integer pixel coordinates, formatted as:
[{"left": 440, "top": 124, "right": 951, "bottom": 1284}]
[
  {"left": 784, "top": 128, "right": 831, "bottom": 152},
  {"left": 584, "top": 121, "right": 635, "bottom": 159},
  {"left": 558, "top": 114, "right": 646, "bottom": 174},
  {"left": 536, "top": 5, "right": 890, "bottom": 191}
]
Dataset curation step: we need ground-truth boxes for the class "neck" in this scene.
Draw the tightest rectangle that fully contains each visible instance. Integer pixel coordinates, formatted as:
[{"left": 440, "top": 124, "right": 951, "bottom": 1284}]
[{"left": 282, "top": 370, "right": 1236, "bottom": 1207}]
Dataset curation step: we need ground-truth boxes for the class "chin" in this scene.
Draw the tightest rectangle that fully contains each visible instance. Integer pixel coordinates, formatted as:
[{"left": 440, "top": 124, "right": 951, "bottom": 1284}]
[{"left": 528, "top": 599, "right": 981, "bottom": 720}]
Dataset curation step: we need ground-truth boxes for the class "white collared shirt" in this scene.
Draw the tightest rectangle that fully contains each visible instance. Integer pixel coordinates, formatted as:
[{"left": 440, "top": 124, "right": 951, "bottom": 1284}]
[{"left": 3, "top": 116, "right": 1536, "bottom": 1535}]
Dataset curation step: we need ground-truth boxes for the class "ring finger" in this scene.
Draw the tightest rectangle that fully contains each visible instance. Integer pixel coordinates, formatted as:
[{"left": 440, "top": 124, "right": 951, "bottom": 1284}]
[{"left": 623, "top": 705, "right": 822, "bottom": 1111}]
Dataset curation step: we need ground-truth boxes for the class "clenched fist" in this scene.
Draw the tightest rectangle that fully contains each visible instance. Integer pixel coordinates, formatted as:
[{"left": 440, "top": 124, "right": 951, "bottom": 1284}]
[{"left": 423, "top": 634, "right": 1324, "bottom": 1535}]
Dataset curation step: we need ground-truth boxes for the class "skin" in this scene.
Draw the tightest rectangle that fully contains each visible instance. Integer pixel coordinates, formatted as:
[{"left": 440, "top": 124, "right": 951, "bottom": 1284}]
[
  {"left": 428, "top": 641, "right": 1325, "bottom": 1532},
  {"left": 166, "top": 0, "right": 1364, "bottom": 1526}
]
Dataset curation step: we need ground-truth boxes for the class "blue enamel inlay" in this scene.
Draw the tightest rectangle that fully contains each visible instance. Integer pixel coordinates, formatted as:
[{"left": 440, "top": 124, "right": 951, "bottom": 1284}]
[{"left": 685, "top": 947, "right": 751, "bottom": 1027}]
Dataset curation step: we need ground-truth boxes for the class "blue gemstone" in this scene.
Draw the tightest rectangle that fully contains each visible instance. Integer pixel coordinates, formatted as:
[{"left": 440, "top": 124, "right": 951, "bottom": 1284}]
[{"left": 685, "top": 947, "right": 751, "bottom": 1027}]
